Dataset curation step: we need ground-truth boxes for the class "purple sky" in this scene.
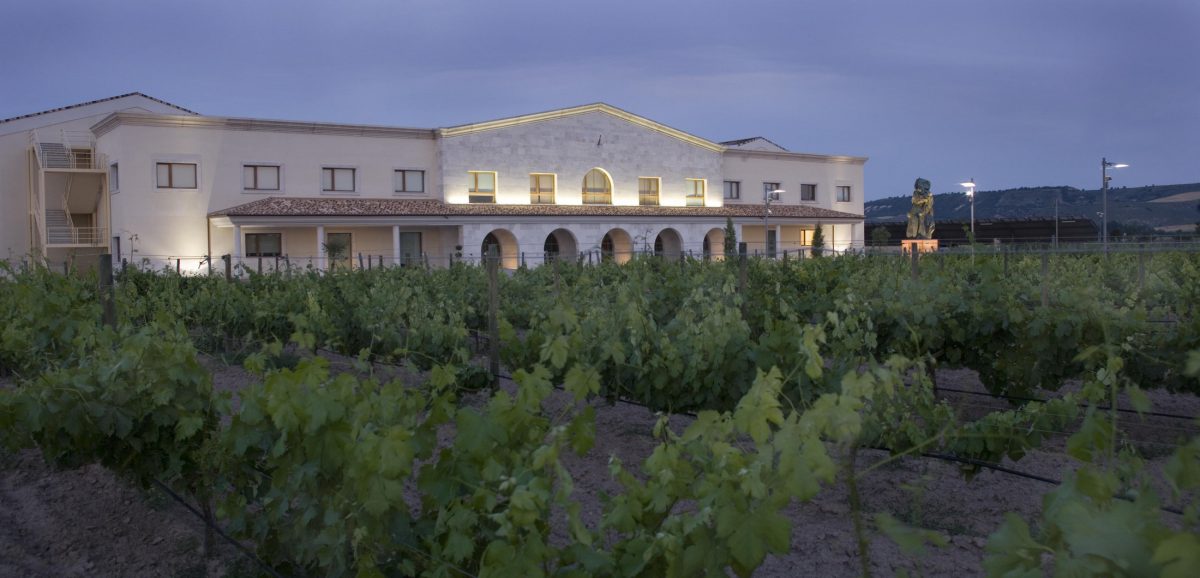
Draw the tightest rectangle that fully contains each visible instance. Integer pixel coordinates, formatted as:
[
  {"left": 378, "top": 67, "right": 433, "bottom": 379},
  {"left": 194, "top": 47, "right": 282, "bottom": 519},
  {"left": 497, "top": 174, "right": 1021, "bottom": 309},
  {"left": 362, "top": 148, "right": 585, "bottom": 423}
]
[{"left": 2, "top": 0, "right": 1196, "bottom": 200}]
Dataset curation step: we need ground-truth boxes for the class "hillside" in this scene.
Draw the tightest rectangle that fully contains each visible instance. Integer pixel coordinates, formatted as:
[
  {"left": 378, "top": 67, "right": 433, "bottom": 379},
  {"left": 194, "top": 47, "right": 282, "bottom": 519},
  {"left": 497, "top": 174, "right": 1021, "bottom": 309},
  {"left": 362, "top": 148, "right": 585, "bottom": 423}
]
[{"left": 865, "top": 183, "right": 1200, "bottom": 231}]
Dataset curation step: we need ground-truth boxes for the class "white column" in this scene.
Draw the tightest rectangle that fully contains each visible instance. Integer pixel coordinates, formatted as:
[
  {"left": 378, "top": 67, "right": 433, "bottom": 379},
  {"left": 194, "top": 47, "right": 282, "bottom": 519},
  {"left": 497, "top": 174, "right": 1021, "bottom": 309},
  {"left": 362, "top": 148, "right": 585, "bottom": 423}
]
[
  {"left": 232, "top": 224, "right": 242, "bottom": 276},
  {"left": 392, "top": 225, "right": 401, "bottom": 266},
  {"left": 316, "top": 225, "right": 326, "bottom": 270}
]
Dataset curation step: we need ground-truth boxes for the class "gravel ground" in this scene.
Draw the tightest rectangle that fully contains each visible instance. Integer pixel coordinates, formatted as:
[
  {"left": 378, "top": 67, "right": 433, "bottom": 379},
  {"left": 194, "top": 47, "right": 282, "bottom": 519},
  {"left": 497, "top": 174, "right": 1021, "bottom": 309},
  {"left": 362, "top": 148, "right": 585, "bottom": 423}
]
[{"left": 1, "top": 360, "right": 1195, "bottom": 577}]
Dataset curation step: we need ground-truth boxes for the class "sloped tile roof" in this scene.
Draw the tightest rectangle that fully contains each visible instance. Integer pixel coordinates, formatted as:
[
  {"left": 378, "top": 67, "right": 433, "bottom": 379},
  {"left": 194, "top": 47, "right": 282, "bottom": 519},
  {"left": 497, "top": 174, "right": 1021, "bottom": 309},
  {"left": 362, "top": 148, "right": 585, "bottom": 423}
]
[{"left": 210, "top": 197, "right": 863, "bottom": 220}]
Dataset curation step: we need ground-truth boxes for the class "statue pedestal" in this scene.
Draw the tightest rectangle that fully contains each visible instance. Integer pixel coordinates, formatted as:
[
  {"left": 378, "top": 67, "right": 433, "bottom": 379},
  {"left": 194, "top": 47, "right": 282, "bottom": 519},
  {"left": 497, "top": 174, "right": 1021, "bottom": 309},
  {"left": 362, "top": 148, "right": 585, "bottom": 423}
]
[{"left": 901, "top": 239, "right": 939, "bottom": 254}]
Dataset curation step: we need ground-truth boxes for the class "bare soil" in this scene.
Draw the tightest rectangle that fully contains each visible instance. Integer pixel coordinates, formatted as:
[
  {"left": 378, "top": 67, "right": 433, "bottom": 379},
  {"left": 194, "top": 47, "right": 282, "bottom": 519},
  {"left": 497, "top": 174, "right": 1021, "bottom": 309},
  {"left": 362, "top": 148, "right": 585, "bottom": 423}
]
[{"left": 1, "top": 360, "right": 1195, "bottom": 577}]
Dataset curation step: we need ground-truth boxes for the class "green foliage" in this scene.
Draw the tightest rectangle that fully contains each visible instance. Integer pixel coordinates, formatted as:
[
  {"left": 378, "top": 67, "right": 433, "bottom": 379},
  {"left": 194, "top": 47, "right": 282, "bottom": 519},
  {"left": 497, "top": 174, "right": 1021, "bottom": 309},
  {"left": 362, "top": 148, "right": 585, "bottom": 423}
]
[
  {"left": 723, "top": 216, "right": 737, "bottom": 256},
  {"left": 811, "top": 223, "right": 825, "bottom": 257}
]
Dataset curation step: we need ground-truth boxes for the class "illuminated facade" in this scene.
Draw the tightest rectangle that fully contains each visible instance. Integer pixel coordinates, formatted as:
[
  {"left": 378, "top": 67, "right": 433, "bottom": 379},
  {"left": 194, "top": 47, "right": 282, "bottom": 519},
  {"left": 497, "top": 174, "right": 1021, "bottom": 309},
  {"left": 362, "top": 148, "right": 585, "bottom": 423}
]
[{"left": 2, "top": 95, "right": 866, "bottom": 270}]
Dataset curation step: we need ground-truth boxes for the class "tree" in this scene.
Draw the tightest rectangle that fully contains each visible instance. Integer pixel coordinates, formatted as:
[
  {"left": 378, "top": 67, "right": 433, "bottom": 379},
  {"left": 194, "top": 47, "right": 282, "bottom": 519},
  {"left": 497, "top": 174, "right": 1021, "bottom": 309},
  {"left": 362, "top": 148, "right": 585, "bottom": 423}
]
[
  {"left": 870, "top": 226, "right": 891, "bottom": 247},
  {"left": 723, "top": 217, "right": 737, "bottom": 257},
  {"left": 811, "top": 223, "right": 825, "bottom": 258}
]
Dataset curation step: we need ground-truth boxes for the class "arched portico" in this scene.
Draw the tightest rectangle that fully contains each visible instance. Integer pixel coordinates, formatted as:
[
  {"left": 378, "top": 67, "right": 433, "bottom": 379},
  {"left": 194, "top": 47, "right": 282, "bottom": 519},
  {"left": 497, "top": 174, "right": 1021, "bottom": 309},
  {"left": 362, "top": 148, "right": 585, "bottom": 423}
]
[
  {"left": 653, "top": 228, "right": 683, "bottom": 260},
  {"left": 600, "top": 228, "right": 633, "bottom": 264},
  {"left": 543, "top": 228, "right": 578, "bottom": 263},
  {"left": 480, "top": 228, "right": 519, "bottom": 269},
  {"left": 703, "top": 227, "right": 726, "bottom": 260}
]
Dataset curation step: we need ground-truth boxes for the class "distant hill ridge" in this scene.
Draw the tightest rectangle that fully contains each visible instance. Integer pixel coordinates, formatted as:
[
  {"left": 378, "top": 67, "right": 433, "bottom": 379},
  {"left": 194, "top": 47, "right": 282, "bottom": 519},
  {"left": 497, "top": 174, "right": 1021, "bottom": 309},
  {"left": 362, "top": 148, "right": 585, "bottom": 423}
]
[{"left": 865, "top": 183, "right": 1200, "bottom": 230}]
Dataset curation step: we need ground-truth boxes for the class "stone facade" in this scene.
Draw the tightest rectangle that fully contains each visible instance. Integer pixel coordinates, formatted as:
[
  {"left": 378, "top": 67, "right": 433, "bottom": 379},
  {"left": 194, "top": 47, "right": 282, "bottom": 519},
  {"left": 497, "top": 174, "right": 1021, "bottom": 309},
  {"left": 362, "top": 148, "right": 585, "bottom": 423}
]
[{"left": 439, "top": 110, "right": 723, "bottom": 207}]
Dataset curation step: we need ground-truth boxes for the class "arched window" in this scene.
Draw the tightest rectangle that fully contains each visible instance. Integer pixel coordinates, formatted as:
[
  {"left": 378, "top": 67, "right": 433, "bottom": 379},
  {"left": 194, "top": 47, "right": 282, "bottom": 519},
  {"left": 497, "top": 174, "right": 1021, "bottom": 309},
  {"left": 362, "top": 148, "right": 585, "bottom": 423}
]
[
  {"left": 601, "top": 233, "right": 614, "bottom": 261},
  {"left": 582, "top": 169, "right": 612, "bottom": 205},
  {"left": 544, "top": 233, "right": 560, "bottom": 262}
]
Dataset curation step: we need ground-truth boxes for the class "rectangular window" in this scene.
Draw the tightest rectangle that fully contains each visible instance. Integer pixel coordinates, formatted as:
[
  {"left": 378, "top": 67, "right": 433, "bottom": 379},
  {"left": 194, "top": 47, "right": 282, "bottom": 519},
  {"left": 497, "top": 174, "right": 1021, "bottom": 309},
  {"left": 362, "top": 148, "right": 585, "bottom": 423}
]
[
  {"left": 763, "top": 182, "right": 781, "bottom": 200},
  {"left": 394, "top": 169, "right": 424, "bottom": 193},
  {"left": 469, "top": 171, "right": 496, "bottom": 203},
  {"left": 837, "top": 185, "right": 851, "bottom": 202},
  {"left": 109, "top": 163, "right": 119, "bottom": 192},
  {"left": 156, "top": 162, "right": 197, "bottom": 189},
  {"left": 723, "top": 180, "right": 740, "bottom": 199},
  {"left": 245, "top": 233, "right": 282, "bottom": 257},
  {"left": 801, "top": 183, "right": 817, "bottom": 201},
  {"left": 244, "top": 165, "right": 280, "bottom": 191},
  {"left": 686, "top": 178, "right": 706, "bottom": 207},
  {"left": 322, "top": 167, "right": 355, "bottom": 192},
  {"left": 529, "top": 173, "right": 555, "bottom": 204},
  {"left": 639, "top": 177, "right": 660, "bottom": 206}
]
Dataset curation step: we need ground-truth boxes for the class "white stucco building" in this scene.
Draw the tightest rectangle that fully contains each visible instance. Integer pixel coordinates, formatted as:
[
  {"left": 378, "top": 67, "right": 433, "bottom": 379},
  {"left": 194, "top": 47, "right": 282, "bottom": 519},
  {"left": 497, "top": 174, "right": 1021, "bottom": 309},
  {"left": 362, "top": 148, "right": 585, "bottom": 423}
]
[{"left": 1, "top": 93, "right": 866, "bottom": 271}]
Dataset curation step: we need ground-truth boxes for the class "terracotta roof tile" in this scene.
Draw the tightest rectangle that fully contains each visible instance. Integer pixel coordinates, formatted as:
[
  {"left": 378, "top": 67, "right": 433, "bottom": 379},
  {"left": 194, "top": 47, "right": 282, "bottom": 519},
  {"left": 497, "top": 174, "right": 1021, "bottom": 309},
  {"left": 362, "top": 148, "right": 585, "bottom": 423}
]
[{"left": 210, "top": 197, "right": 862, "bottom": 220}]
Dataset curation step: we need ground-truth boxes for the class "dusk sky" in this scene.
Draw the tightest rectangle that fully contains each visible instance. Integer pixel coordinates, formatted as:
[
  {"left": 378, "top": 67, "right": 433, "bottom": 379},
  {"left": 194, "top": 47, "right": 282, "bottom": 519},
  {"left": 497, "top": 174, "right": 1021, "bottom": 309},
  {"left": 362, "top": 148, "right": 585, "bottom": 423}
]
[{"left": 2, "top": 0, "right": 1196, "bottom": 200}]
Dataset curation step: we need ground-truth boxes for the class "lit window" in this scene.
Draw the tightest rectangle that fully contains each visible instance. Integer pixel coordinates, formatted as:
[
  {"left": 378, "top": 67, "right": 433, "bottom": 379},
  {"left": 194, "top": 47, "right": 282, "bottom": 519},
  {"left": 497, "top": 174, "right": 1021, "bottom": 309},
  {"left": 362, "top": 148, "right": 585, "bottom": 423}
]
[
  {"left": 109, "top": 163, "right": 119, "bottom": 191},
  {"left": 837, "top": 185, "right": 851, "bottom": 202},
  {"left": 639, "top": 177, "right": 660, "bottom": 206},
  {"left": 156, "top": 162, "right": 197, "bottom": 189},
  {"left": 469, "top": 171, "right": 496, "bottom": 203},
  {"left": 801, "top": 184, "right": 816, "bottom": 201},
  {"left": 322, "top": 167, "right": 355, "bottom": 192},
  {"left": 530, "top": 173, "right": 555, "bottom": 204},
  {"left": 244, "top": 165, "right": 280, "bottom": 191},
  {"left": 394, "top": 169, "right": 424, "bottom": 193},
  {"left": 686, "top": 179, "right": 706, "bottom": 206},
  {"left": 583, "top": 169, "right": 611, "bottom": 205},
  {"left": 245, "top": 233, "right": 281, "bottom": 257},
  {"left": 723, "top": 180, "right": 740, "bottom": 199}
]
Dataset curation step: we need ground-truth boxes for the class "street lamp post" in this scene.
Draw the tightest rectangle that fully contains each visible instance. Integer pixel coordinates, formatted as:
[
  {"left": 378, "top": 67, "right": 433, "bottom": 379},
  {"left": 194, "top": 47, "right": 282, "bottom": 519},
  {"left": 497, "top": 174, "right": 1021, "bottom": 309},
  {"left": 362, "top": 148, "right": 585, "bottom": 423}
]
[
  {"left": 764, "top": 188, "right": 783, "bottom": 257},
  {"left": 1101, "top": 157, "right": 1128, "bottom": 252},
  {"left": 960, "top": 179, "right": 977, "bottom": 240}
]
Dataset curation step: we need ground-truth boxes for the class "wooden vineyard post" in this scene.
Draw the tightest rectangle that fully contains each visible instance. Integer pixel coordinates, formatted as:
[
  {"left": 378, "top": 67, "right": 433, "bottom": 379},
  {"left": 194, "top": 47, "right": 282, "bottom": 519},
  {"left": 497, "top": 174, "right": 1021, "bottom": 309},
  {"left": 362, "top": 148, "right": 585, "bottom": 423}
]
[
  {"left": 738, "top": 242, "right": 748, "bottom": 295},
  {"left": 1003, "top": 248, "right": 1009, "bottom": 277},
  {"left": 358, "top": 252, "right": 364, "bottom": 270},
  {"left": 1138, "top": 246, "right": 1146, "bottom": 294},
  {"left": 98, "top": 254, "right": 116, "bottom": 328},
  {"left": 1041, "top": 252, "right": 1050, "bottom": 308},
  {"left": 910, "top": 246, "right": 919, "bottom": 281},
  {"left": 486, "top": 244, "right": 500, "bottom": 388},
  {"left": 258, "top": 255, "right": 263, "bottom": 274},
  {"left": 222, "top": 254, "right": 232, "bottom": 282}
]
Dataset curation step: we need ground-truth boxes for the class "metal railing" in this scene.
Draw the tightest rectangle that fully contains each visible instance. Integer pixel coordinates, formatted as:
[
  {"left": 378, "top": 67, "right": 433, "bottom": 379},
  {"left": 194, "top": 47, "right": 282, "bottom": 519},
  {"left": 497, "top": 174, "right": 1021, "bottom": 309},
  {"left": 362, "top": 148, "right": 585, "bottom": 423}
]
[{"left": 45, "top": 227, "right": 108, "bottom": 246}]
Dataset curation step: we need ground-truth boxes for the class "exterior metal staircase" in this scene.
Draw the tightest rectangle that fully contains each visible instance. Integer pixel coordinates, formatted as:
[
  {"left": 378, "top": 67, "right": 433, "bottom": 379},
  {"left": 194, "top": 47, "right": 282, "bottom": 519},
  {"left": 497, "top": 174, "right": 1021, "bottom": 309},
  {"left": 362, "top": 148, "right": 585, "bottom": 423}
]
[
  {"left": 37, "top": 141, "right": 73, "bottom": 168},
  {"left": 45, "top": 209, "right": 74, "bottom": 244}
]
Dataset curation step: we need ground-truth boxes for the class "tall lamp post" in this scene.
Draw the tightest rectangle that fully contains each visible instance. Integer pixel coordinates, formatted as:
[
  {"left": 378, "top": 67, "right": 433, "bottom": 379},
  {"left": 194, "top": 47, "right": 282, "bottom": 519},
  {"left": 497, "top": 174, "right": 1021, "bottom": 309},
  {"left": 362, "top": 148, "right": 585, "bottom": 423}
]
[
  {"left": 1101, "top": 157, "right": 1128, "bottom": 251},
  {"left": 960, "top": 179, "right": 976, "bottom": 239},
  {"left": 764, "top": 188, "right": 782, "bottom": 257}
]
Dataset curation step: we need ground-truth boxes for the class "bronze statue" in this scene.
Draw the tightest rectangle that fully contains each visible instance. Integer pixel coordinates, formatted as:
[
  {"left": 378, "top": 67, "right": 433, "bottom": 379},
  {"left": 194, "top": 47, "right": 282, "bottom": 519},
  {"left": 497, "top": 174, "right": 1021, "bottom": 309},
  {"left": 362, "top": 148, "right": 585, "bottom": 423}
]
[{"left": 906, "top": 177, "right": 935, "bottom": 239}]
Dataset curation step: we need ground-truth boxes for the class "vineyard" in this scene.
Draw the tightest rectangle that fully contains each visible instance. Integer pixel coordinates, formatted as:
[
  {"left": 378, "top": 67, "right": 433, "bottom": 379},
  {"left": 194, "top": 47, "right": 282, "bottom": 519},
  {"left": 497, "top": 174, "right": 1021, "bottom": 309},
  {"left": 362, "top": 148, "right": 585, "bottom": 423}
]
[{"left": 2, "top": 248, "right": 1199, "bottom": 577}]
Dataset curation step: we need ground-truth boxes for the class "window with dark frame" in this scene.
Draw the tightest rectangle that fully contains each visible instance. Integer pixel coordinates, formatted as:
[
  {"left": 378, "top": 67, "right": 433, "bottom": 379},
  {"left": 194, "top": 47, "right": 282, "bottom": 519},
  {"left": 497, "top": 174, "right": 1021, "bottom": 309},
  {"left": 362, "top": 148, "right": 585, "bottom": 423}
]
[
  {"left": 639, "top": 177, "right": 660, "bottom": 206},
  {"left": 322, "top": 167, "right": 355, "bottom": 192},
  {"left": 245, "top": 233, "right": 282, "bottom": 257},
  {"left": 529, "top": 173, "right": 555, "bottom": 204},
  {"left": 394, "top": 169, "right": 424, "bottom": 193},
  {"left": 469, "top": 171, "right": 496, "bottom": 203},
  {"left": 723, "top": 180, "right": 740, "bottom": 199},
  {"left": 801, "top": 183, "right": 817, "bottom": 201},
  {"left": 837, "top": 185, "right": 851, "bottom": 202},
  {"left": 155, "top": 162, "right": 197, "bottom": 189},
  {"left": 244, "top": 165, "right": 280, "bottom": 191},
  {"left": 686, "top": 179, "right": 706, "bottom": 206},
  {"left": 763, "top": 182, "right": 781, "bottom": 200},
  {"left": 109, "top": 163, "right": 119, "bottom": 191}
]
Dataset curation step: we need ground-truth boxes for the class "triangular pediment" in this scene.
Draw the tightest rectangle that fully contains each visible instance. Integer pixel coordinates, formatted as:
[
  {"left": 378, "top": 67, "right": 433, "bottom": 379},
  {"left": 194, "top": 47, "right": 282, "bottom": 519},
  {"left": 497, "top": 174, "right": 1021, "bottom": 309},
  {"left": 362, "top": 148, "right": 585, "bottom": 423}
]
[{"left": 439, "top": 103, "right": 724, "bottom": 152}]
